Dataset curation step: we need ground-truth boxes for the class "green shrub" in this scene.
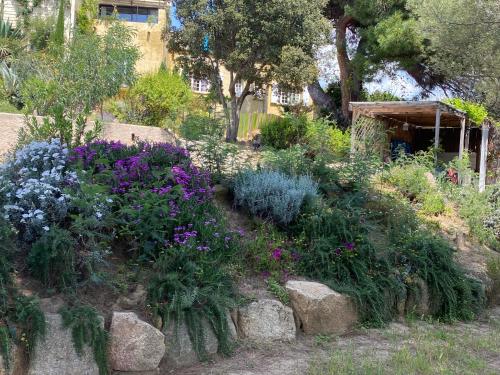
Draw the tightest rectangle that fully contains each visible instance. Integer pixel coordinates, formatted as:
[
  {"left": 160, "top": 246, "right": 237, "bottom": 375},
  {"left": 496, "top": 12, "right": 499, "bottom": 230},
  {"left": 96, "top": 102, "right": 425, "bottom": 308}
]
[
  {"left": 397, "top": 232, "right": 484, "bottom": 320},
  {"left": 179, "top": 114, "right": 218, "bottom": 141},
  {"left": 296, "top": 189, "right": 484, "bottom": 325},
  {"left": 420, "top": 191, "right": 446, "bottom": 216},
  {"left": 60, "top": 305, "right": 108, "bottom": 375},
  {"left": 11, "top": 295, "right": 46, "bottom": 359},
  {"left": 28, "top": 227, "right": 77, "bottom": 289},
  {"left": 195, "top": 119, "right": 238, "bottom": 182},
  {"left": 28, "top": 16, "right": 55, "bottom": 51},
  {"left": 386, "top": 164, "right": 431, "bottom": 200},
  {"left": 261, "top": 145, "right": 312, "bottom": 176},
  {"left": 260, "top": 114, "right": 308, "bottom": 149},
  {"left": 233, "top": 170, "right": 319, "bottom": 225},
  {"left": 305, "top": 118, "right": 350, "bottom": 158},
  {"left": 126, "top": 70, "right": 192, "bottom": 127}
]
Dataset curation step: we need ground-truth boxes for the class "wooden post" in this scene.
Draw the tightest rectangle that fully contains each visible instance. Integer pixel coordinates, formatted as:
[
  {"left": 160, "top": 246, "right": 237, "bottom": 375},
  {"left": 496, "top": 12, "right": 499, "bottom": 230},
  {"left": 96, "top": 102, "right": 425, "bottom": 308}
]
[
  {"left": 479, "top": 122, "right": 489, "bottom": 192},
  {"left": 459, "top": 117, "right": 466, "bottom": 159},
  {"left": 434, "top": 107, "right": 441, "bottom": 150},
  {"left": 350, "top": 109, "right": 360, "bottom": 154}
]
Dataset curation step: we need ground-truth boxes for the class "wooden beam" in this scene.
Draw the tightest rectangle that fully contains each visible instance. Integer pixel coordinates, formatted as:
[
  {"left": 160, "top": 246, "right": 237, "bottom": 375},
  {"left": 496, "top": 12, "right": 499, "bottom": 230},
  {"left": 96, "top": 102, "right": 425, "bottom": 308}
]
[
  {"left": 479, "top": 123, "right": 489, "bottom": 192},
  {"left": 459, "top": 117, "right": 466, "bottom": 159},
  {"left": 434, "top": 107, "right": 441, "bottom": 150}
]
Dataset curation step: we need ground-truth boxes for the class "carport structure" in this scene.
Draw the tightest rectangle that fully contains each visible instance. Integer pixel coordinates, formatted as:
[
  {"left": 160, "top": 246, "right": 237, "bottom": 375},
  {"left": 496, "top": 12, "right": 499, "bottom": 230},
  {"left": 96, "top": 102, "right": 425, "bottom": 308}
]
[{"left": 349, "top": 101, "right": 490, "bottom": 191}]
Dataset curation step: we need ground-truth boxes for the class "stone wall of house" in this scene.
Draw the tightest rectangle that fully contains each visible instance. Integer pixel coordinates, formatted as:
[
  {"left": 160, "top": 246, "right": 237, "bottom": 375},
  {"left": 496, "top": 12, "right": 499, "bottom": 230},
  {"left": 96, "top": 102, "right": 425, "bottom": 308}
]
[{"left": 0, "top": 112, "right": 176, "bottom": 158}]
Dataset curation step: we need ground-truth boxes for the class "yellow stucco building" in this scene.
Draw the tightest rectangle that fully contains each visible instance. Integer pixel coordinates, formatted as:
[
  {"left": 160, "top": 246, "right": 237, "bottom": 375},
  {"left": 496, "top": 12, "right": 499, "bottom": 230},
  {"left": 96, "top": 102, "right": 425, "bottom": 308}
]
[{"left": 93, "top": 0, "right": 311, "bottom": 120}]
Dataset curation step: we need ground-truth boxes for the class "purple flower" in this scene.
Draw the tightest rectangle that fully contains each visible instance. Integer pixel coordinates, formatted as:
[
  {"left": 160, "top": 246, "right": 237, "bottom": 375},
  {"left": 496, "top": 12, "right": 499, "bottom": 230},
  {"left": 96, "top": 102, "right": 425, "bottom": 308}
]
[
  {"left": 291, "top": 252, "right": 301, "bottom": 262},
  {"left": 343, "top": 242, "right": 355, "bottom": 251},
  {"left": 272, "top": 248, "right": 283, "bottom": 261},
  {"left": 261, "top": 271, "right": 271, "bottom": 279},
  {"left": 335, "top": 248, "right": 342, "bottom": 256}
]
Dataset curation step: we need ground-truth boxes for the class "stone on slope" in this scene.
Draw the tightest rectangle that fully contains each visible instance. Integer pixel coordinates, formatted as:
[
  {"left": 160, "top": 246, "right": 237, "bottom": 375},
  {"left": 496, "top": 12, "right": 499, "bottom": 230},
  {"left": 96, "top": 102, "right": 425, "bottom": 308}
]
[
  {"left": 28, "top": 313, "right": 99, "bottom": 375},
  {"left": 238, "top": 299, "right": 296, "bottom": 342},
  {"left": 285, "top": 280, "right": 358, "bottom": 335},
  {"left": 163, "top": 318, "right": 218, "bottom": 368},
  {"left": 109, "top": 312, "right": 166, "bottom": 372}
]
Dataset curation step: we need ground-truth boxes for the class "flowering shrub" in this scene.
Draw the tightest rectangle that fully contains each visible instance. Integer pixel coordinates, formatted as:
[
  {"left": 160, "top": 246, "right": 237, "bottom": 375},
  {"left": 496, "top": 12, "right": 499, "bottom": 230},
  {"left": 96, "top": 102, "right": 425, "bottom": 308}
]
[
  {"left": 0, "top": 139, "right": 77, "bottom": 241},
  {"left": 233, "top": 170, "right": 318, "bottom": 225}
]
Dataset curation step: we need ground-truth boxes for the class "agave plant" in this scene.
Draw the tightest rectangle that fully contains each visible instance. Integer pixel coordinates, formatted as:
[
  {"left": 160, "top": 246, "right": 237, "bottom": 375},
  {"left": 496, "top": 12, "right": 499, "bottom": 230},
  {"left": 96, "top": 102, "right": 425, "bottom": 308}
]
[
  {"left": 0, "top": 19, "right": 23, "bottom": 40},
  {"left": 0, "top": 19, "right": 23, "bottom": 60}
]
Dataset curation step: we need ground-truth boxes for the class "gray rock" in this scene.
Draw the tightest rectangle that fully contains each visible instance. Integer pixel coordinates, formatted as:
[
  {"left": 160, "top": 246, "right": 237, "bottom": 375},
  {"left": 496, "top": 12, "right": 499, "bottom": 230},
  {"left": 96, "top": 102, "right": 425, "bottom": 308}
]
[
  {"left": 28, "top": 313, "right": 99, "bottom": 375},
  {"left": 238, "top": 299, "right": 296, "bottom": 342},
  {"left": 405, "top": 277, "right": 431, "bottom": 316},
  {"left": 285, "top": 280, "right": 358, "bottom": 335},
  {"left": 163, "top": 318, "right": 218, "bottom": 368},
  {"left": 109, "top": 312, "right": 165, "bottom": 372}
]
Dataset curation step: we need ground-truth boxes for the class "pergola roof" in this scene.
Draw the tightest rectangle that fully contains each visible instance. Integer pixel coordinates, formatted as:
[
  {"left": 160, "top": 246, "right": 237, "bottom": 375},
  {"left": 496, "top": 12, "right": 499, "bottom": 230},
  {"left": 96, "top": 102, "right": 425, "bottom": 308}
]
[{"left": 349, "top": 101, "right": 467, "bottom": 128}]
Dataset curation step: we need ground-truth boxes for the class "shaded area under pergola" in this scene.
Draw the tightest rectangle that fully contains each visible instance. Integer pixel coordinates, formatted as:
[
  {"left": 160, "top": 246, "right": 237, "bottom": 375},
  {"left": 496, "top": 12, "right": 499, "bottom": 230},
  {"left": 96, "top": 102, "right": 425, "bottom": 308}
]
[{"left": 349, "top": 101, "right": 490, "bottom": 191}]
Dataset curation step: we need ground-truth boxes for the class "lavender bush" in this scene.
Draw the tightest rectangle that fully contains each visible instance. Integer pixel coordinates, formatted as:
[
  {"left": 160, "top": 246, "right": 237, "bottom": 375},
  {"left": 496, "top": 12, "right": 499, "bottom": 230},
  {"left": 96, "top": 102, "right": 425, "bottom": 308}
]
[{"left": 233, "top": 170, "right": 319, "bottom": 225}]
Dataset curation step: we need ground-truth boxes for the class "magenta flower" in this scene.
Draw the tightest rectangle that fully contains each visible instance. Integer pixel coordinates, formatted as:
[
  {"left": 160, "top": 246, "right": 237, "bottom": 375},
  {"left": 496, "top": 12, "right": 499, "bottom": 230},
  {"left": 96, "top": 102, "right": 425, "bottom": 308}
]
[{"left": 272, "top": 248, "right": 283, "bottom": 261}]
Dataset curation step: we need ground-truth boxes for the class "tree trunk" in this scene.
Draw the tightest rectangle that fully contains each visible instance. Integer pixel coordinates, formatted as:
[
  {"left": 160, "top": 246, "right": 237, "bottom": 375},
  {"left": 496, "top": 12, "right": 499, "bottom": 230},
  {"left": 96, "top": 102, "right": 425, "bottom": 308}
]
[
  {"left": 226, "top": 96, "right": 240, "bottom": 142},
  {"left": 307, "top": 81, "right": 336, "bottom": 113},
  {"left": 336, "top": 15, "right": 354, "bottom": 120}
]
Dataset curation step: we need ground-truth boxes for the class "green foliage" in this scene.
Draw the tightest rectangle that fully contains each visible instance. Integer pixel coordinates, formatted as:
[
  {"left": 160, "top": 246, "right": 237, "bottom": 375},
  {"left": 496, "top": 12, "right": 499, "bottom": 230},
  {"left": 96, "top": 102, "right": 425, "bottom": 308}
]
[
  {"left": 60, "top": 305, "right": 108, "bottom": 375},
  {"left": 76, "top": 0, "right": 99, "bottom": 34},
  {"left": 28, "top": 227, "right": 77, "bottom": 290},
  {"left": 27, "top": 16, "right": 55, "bottom": 51},
  {"left": 52, "top": 0, "right": 65, "bottom": 46},
  {"left": 261, "top": 114, "right": 308, "bottom": 149},
  {"left": 397, "top": 232, "right": 484, "bottom": 320},
  {"left": 297, "top": 190, "right": 484, "bottom": 324},
  {"left": 19, "top": 22, "right": 139, "bottom": 141},
  {"left": 196, "top": 119, "right": 238, "bottom": 182},
  {"left": 179, "top": 114, "right": 218, "bottom": 141},
  {"left": 17, "top": 106, "right": 103, "bottom": 147},
  {"left": 443, "top": 98, "right": 489, "bottom": 125},
  {"left": 126, "top": 70, "right": 192, "bottom": 127},
  {"left": 262, "top": 145, "right": 313, "bottom": 176},
  {"left": 420, "top": 192, "right": 446, "bottom": 216},
  {"left": 304, "top": 118, "right": 350, "bottom": 158},
  {"left": 242, "top": 224, "right": 299, "bottom": 280},
  {"left": 409, "top": 0, "right": 499, "bottom": 115},
  {"left": 444, "top": 183, "right": 499, "bottom": 249},
  {"left": 383, "top": 153, "right": 446, "bottom": 216},
  {"left": 147, "top": 245, "right": 236, "bottom": 359},
  {"left": 0, "top": 326, "right": 10, "bottom": 370},
  {"left": 11, "top": 295, "right": 46, "bottom": 358},
  {"left": 362, "top": 90, "right": 401, "bottom": 102},
  {"left": 267, "top": 278, "right": 290, "bottom": 305}
]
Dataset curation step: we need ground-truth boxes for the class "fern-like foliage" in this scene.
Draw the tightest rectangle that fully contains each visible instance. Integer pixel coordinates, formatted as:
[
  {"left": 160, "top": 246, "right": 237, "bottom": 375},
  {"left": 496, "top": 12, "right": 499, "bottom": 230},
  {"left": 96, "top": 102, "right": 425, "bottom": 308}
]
[
  {"left": 12, "top": 295, "right": 46, "bottom": 359},
  {"left": 60, "top": 305, "right": 108, "bottom": 375},
  {"left": 148, "top": 247, "right": 236, "bottom": 359}
]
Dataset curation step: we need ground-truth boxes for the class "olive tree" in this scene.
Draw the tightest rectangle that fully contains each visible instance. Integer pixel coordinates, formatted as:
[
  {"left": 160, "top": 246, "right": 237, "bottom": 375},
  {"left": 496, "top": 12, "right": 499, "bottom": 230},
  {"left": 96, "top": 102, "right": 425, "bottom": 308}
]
[
  {"left": 18, "top": 22, "right": 139, "bottom": 145},
  {"left": 170, "top": 0, "right": 330, "bottom": 141}
]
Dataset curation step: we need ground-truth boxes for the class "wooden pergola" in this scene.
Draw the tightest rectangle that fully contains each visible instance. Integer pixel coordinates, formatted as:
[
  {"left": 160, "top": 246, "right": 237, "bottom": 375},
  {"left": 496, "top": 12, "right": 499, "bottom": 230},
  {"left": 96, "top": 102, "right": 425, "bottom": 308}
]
[{"left": 349, "top": 101, "right": 490, "bottom": 191}]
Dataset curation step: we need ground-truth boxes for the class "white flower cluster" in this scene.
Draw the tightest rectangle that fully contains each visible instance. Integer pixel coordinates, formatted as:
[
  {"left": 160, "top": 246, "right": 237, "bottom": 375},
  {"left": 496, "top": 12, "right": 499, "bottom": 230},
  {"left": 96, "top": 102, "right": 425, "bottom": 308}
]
[{"left": 0, "top": 139, "right": 78, "bottom": 241}]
